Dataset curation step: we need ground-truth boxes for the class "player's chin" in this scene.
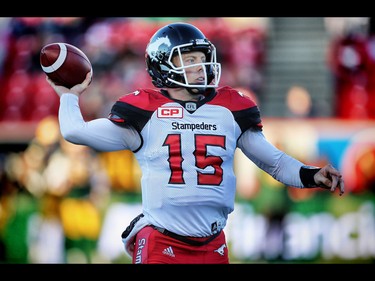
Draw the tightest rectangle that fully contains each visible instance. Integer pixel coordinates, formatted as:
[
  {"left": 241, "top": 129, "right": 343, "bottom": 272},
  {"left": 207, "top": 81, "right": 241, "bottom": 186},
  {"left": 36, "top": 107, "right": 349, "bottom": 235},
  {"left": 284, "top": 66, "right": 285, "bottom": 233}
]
[
  {"left": 190, "top": 83, "right": 207, "bottom": 92},
  {"left": 190, "top": 87, "right": 207, "bottom": 96},
  {"left": 190, "top": 87, "right": 201, "bottom": 93}
]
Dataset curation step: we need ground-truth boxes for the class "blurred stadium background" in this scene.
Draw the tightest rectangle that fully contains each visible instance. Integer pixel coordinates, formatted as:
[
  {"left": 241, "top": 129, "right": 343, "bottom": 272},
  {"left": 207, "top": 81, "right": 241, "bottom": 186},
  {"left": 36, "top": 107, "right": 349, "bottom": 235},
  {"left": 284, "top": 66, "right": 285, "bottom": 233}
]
[{"left": 0, "top": 17, "right": 374, "bottom": 264}]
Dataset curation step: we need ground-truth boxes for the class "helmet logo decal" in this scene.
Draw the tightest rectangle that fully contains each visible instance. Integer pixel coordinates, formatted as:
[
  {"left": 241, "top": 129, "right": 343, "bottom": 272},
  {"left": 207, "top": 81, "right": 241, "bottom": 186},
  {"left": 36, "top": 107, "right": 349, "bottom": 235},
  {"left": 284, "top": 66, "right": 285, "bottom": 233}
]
[
  {"left": 147, "top": 36, "right": 171, "bottom": 61},
  {"left": 195, "top": 38, "right": 206, "bottom": 44}
]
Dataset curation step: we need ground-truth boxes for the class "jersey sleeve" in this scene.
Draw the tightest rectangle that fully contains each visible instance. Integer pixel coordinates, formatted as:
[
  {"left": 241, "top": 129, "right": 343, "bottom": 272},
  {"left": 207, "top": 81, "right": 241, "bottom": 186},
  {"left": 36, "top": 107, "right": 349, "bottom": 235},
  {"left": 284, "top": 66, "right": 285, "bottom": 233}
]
[
  {"left": 238, "top": 129, "right": 304, "bottom": 188},
  {"left": 59, "top": 93, "right": 140, "bottom": 151},
  {"left": 213, "top": 86, "right": 263, "bottom": 133},
  {"left": 108, "top": 89, "right": 160, "bottom": 132}
]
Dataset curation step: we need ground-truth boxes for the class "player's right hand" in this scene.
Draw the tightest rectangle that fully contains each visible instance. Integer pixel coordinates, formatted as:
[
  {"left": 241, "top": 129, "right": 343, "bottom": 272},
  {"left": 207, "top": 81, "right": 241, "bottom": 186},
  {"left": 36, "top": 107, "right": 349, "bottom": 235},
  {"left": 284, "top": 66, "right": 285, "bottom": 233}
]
[{"left": 46, "top": 71, "right": 92, "bottom": 98}]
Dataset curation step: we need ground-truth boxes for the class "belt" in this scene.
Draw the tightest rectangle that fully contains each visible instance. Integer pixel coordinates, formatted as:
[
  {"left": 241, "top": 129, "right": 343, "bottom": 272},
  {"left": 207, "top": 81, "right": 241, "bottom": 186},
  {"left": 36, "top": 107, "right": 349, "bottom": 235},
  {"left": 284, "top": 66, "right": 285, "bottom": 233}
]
[{"left": 152, "top": 225, "right": 221, "bottom": 246}]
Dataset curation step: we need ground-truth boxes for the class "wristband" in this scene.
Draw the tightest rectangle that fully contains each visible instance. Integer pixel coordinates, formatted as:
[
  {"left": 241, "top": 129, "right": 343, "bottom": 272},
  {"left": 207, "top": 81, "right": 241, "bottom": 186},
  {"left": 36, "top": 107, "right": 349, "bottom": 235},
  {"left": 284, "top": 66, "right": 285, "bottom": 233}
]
[{"left": 299, "top": 165, "right": 321, "bottom": 188}]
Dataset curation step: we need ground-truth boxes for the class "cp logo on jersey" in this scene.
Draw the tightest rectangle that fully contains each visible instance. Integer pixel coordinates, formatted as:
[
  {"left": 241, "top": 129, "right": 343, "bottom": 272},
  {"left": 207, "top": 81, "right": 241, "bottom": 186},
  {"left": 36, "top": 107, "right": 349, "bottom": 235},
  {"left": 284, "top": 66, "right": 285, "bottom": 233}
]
[{"left": 157, "top": 107, "right": 183, "bottom": 118}]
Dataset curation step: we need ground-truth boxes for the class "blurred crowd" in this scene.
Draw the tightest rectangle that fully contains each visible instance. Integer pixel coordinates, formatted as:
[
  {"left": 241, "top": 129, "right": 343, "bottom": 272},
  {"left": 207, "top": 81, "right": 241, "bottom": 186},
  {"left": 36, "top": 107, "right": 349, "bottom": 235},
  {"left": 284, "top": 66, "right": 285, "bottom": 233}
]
[
  {"left": 0, "top": 17, "right": 267, "bottom": 123},
  {"left": 326, "top": 17, "right": 375, "bottom": 118}
]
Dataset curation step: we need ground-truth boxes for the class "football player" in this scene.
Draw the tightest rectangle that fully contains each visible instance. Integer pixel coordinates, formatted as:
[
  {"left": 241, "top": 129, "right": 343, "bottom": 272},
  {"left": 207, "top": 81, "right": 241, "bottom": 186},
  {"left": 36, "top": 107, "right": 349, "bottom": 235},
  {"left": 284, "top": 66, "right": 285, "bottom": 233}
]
[{"left": 46, "top": 22, "right": 344, "bottom": 264}]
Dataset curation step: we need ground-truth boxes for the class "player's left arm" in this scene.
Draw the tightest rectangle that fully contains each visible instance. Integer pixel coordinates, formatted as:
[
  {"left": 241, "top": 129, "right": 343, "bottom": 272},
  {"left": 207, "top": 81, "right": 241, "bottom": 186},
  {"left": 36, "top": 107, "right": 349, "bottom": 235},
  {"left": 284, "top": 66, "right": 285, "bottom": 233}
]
[
  {"left": 300, "top": 164, "right": 345, "bottom": 195},
  {"left": 237, "top": 129, "right": 344, "bottom": 195}
]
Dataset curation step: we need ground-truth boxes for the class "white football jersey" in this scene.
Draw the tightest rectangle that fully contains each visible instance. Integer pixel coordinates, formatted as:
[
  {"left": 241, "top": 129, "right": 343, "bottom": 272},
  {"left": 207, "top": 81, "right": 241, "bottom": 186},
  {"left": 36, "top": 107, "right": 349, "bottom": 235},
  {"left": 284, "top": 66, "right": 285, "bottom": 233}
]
[{"left": 109, "top": 86, "right": 262, "bottom": 237}]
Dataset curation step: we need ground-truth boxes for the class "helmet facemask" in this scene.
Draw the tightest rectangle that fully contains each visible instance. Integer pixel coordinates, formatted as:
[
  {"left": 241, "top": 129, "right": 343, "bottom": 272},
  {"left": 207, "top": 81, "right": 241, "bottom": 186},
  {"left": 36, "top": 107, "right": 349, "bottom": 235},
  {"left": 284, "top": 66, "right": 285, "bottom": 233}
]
[{"left": 165, "top": 41, "right": 221, "bottom": 89}]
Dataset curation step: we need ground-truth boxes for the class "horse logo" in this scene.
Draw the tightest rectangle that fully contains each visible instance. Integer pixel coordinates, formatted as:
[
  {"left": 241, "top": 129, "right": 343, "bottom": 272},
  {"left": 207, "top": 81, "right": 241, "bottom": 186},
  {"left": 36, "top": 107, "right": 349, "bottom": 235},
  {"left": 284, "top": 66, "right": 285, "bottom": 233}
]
[
  {"left": 147, "top": 36, "right": 171, "bottom": 61},
  {"left": 214, "top": 244, "right": 226, "bottom": 256}
]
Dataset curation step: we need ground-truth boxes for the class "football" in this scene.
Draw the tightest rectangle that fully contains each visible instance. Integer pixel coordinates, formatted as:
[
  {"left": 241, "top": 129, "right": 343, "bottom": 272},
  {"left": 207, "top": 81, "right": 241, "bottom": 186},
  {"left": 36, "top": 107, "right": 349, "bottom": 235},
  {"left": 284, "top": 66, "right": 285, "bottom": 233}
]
[{"left": 40, "top": 42, "right": 92, "bottom": 88}]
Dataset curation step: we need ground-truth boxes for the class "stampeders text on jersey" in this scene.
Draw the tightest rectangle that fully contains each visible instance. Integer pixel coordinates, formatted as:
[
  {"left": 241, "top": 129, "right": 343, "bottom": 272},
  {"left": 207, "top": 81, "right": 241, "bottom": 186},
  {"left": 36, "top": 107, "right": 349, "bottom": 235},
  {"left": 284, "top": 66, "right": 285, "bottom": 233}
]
[{"left": 171, "top": 122, "right": 217, "bottom": 131}]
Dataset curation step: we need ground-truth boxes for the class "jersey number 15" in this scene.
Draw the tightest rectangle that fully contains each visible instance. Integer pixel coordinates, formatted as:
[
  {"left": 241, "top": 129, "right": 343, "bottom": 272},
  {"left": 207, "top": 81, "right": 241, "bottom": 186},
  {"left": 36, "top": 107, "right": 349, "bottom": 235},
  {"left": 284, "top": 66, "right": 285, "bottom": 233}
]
[{"left": 163, "top": 134, "right": 225, "bottom": 186}]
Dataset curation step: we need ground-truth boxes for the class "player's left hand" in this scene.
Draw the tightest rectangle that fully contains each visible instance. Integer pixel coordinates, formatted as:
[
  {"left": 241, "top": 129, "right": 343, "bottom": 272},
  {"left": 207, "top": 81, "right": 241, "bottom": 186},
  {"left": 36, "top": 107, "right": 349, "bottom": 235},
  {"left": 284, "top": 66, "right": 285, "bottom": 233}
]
[{"left": 314, "top": 164, "right": 345, "bottom": 196}]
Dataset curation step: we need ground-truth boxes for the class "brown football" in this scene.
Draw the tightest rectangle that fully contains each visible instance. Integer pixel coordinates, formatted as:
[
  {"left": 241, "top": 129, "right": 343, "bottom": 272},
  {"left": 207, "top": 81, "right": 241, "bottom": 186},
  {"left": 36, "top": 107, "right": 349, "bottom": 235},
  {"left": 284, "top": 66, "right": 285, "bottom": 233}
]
[{"left": 40, "top": 42, "right": 92, "bottom": 88}]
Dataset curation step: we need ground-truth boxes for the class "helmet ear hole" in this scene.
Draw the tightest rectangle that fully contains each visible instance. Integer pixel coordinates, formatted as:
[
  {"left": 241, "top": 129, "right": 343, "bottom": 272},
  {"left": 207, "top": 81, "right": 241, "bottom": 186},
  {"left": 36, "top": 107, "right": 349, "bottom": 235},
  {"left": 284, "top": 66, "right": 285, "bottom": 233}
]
[{"left": 145, "top": 22, "right": 221, "bottom": 89}]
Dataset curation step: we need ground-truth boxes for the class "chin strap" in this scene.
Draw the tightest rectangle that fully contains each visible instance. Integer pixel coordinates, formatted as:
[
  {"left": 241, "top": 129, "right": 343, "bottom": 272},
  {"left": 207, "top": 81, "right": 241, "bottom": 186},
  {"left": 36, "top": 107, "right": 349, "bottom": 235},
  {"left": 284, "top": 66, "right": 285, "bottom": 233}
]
[{"left": 186, "top": 87, "right": 207, "bottom": 96}]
